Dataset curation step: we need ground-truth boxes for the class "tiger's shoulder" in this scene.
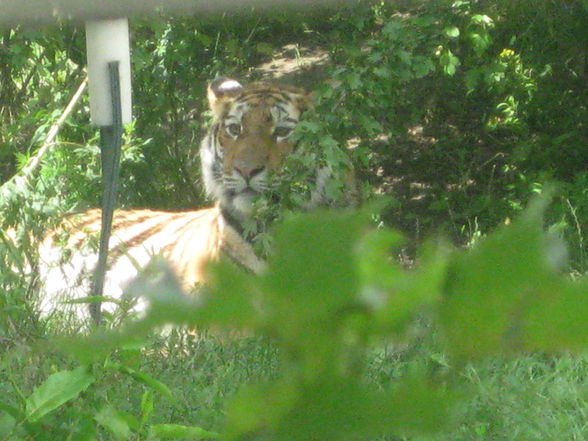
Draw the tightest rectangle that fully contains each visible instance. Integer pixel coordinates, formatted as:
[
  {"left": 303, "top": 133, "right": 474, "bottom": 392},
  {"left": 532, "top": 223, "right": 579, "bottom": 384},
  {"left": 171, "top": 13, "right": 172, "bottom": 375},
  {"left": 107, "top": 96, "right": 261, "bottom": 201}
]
[{"left": 38, "top": 205, "right": 263, "bottom": 322}]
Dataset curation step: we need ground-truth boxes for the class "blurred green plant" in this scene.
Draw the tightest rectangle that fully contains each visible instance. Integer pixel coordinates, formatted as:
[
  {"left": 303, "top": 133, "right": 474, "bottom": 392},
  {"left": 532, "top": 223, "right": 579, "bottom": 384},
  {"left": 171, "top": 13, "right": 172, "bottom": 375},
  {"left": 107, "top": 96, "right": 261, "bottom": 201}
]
[
  {"left": 3, "top": 0, "right": 588, "bottom": 289},
  {"left": 47, "top": 196, "right": 588, "bottom": 441}
]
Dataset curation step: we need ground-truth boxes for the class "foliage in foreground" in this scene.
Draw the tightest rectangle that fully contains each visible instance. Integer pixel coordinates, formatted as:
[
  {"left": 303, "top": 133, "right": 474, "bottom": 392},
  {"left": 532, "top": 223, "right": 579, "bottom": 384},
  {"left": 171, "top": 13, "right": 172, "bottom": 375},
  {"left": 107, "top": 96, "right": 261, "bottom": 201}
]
[{"left": 4, "top": 199, "right": 588, "bottom": 440}]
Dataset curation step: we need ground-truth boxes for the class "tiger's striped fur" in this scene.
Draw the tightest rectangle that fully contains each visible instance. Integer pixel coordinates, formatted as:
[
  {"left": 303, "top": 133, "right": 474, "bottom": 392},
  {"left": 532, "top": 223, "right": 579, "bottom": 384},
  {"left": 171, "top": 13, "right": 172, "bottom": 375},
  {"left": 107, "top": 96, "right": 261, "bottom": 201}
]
[{"left": 37, "top": 78, "right": 312, "bottom": 323}]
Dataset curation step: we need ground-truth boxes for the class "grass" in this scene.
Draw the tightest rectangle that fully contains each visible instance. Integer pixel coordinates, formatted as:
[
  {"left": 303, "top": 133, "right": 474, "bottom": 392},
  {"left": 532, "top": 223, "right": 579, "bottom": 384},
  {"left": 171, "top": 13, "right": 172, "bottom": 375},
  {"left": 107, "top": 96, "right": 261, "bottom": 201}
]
[
  {"left": 139, "top": 334, "right": 279, "bottom": 430},
  {"left": 450, "top": 354, "right": 588, "bottom": 441},
  {"left": 5, "top": 317, "right": 588, "bottom": 440},
  {"left": 0, "top": 329, "right": 279, "bottom": 437},
  {"left": 366, "top": 342, "right": 588, "bottom": 440}
]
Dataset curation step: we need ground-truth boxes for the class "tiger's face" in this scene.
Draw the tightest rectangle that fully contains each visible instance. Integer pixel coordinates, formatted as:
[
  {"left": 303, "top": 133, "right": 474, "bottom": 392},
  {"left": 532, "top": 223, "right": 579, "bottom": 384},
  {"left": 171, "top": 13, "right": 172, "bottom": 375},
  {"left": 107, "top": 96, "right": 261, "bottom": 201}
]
[{"left": 200, "top": 78, "right": 312, "bottom": 222}]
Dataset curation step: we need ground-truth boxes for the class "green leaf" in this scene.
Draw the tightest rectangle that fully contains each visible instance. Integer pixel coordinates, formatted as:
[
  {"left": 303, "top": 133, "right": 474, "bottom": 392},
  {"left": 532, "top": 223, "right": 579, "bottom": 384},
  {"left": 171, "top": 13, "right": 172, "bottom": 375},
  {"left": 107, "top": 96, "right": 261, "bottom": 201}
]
[
  {"left": 263, "top": 211, "right": 364, "bottom": 327},
  {"left": 140, "top": 390, "right": 155, "bottom": 429},
  {"left": 225, "top": 376, "right": 456, "bottom": 441},
  {"left": 373, "top": 66, "right": 392, "bottom": 79},
  {"left": 224, "top": 380, "right": 298, "bottom": 440},
  {"left": 471, "top": 14, "right": 494, "bottom": 27},
  {"left": 297, "top": 121, "right": 320, "bottom": 134},
  {"left": 74, "top": 417, "right": 99, "bottom": 441},
  {"left": 0, "top": 411, "right": 18, "bottom": 440},
  {"left": 198, "top": 259, "right": 258, "bottom": 329},
  {"left": 25, "top": 366, "right": 95, "bottom": 422},
  {"left": 95, "top": 406, "right": 132, "bottom": 441},
  {"left": 468, "top": 32, "right": 491, "bottom": 56},
  {"left": 318, "top": 135, "right": 339, "bottom": 151},
  {"left": 63, "top": 295, "right": 122, "bottom": 306},
  {"left": 358, "top": 230, "right": 448, "bottom": 333},
  {"left": 380, "top": 375, "right": 460, "bottom": 437},
  {"left": 382, "top": 20, "right": 403, "bottom": 38},
  {"left": 444, "top": 26, "right": 460, "bottom": 38},
  {"left": 464, "top": 68, "right": 482, "bottom": 91},
  {"left": 358, "top": 114, "right": 383, "bottom": 135},
  {"left": 0, "top": 401, "right": 22, "bottom": 420},
  {"left": 149, "top": 424, "right": 220, "bottom": 440},
  {"left": 344, "top": 72, "right": 362, "bottom": 90},
  {"left": 412, "top": 56, "right": 435, "bottom": 78},
  {"left": 107, "top": 362, "right": 176, "bottom": 403},
  {"left": 439, "top": 48, "right": 460, "bottom": 76},
  {"left": 397, "top": 50, "right": 412, "bottom": 65},
  {"left": 439, "top": 197, "right": 569, "bottom": 360},
  {"left": 55, "top": 314, "right": 163, "bottom": 362},
  {"left": 524, "top": 278, "right": 588, "bottom": 351}
]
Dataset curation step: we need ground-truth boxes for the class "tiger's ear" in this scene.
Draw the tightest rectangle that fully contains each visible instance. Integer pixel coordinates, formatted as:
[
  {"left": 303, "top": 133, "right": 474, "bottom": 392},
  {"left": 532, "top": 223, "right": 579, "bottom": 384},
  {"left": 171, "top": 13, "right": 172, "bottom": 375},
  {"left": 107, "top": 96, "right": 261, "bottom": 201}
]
[{"left": 207, "top": 77, "right": 243, "bottom": 118}]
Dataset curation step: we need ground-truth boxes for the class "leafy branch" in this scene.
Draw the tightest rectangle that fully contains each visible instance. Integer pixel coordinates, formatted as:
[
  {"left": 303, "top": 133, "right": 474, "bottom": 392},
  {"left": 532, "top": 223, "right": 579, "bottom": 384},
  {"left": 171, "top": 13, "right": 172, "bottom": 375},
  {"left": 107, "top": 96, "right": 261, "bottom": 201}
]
[{"left": 0, "top": 77, "right": 87, "bottom": 205}]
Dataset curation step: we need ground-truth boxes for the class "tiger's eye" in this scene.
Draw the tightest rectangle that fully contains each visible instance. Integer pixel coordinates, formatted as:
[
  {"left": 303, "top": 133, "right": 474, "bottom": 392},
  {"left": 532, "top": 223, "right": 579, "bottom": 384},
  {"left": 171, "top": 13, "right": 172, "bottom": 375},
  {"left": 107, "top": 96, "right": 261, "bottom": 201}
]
[
  {"left": 274, "top": 126, "right": 293, "bottom": 138},
  {"left": 226, "top": 123, "right": 241, "bottom": 137}
]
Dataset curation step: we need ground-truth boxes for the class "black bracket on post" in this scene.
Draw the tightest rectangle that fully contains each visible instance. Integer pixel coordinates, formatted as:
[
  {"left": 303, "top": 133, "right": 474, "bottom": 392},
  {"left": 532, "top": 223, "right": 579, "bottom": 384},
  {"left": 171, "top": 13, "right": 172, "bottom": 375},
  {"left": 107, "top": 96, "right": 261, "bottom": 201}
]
[{"left": 90, "top": 61, "right": 123, "bottom": 325}]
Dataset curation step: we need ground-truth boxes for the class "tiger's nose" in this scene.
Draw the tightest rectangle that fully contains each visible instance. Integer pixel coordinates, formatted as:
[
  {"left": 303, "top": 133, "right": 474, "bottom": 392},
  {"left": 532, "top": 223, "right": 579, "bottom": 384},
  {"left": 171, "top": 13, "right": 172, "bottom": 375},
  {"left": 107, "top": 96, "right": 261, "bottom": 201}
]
[{"left": 235, "top": 166, "right": 265, "bottom": 180}]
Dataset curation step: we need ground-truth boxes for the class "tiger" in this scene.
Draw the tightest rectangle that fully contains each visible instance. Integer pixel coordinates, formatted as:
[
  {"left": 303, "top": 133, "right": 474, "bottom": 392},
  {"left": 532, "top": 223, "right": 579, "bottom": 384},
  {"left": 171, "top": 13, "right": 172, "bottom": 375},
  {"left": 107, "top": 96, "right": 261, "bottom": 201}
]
[{"left": 37, "top": 77, "right": 329, "bottom": 325}]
